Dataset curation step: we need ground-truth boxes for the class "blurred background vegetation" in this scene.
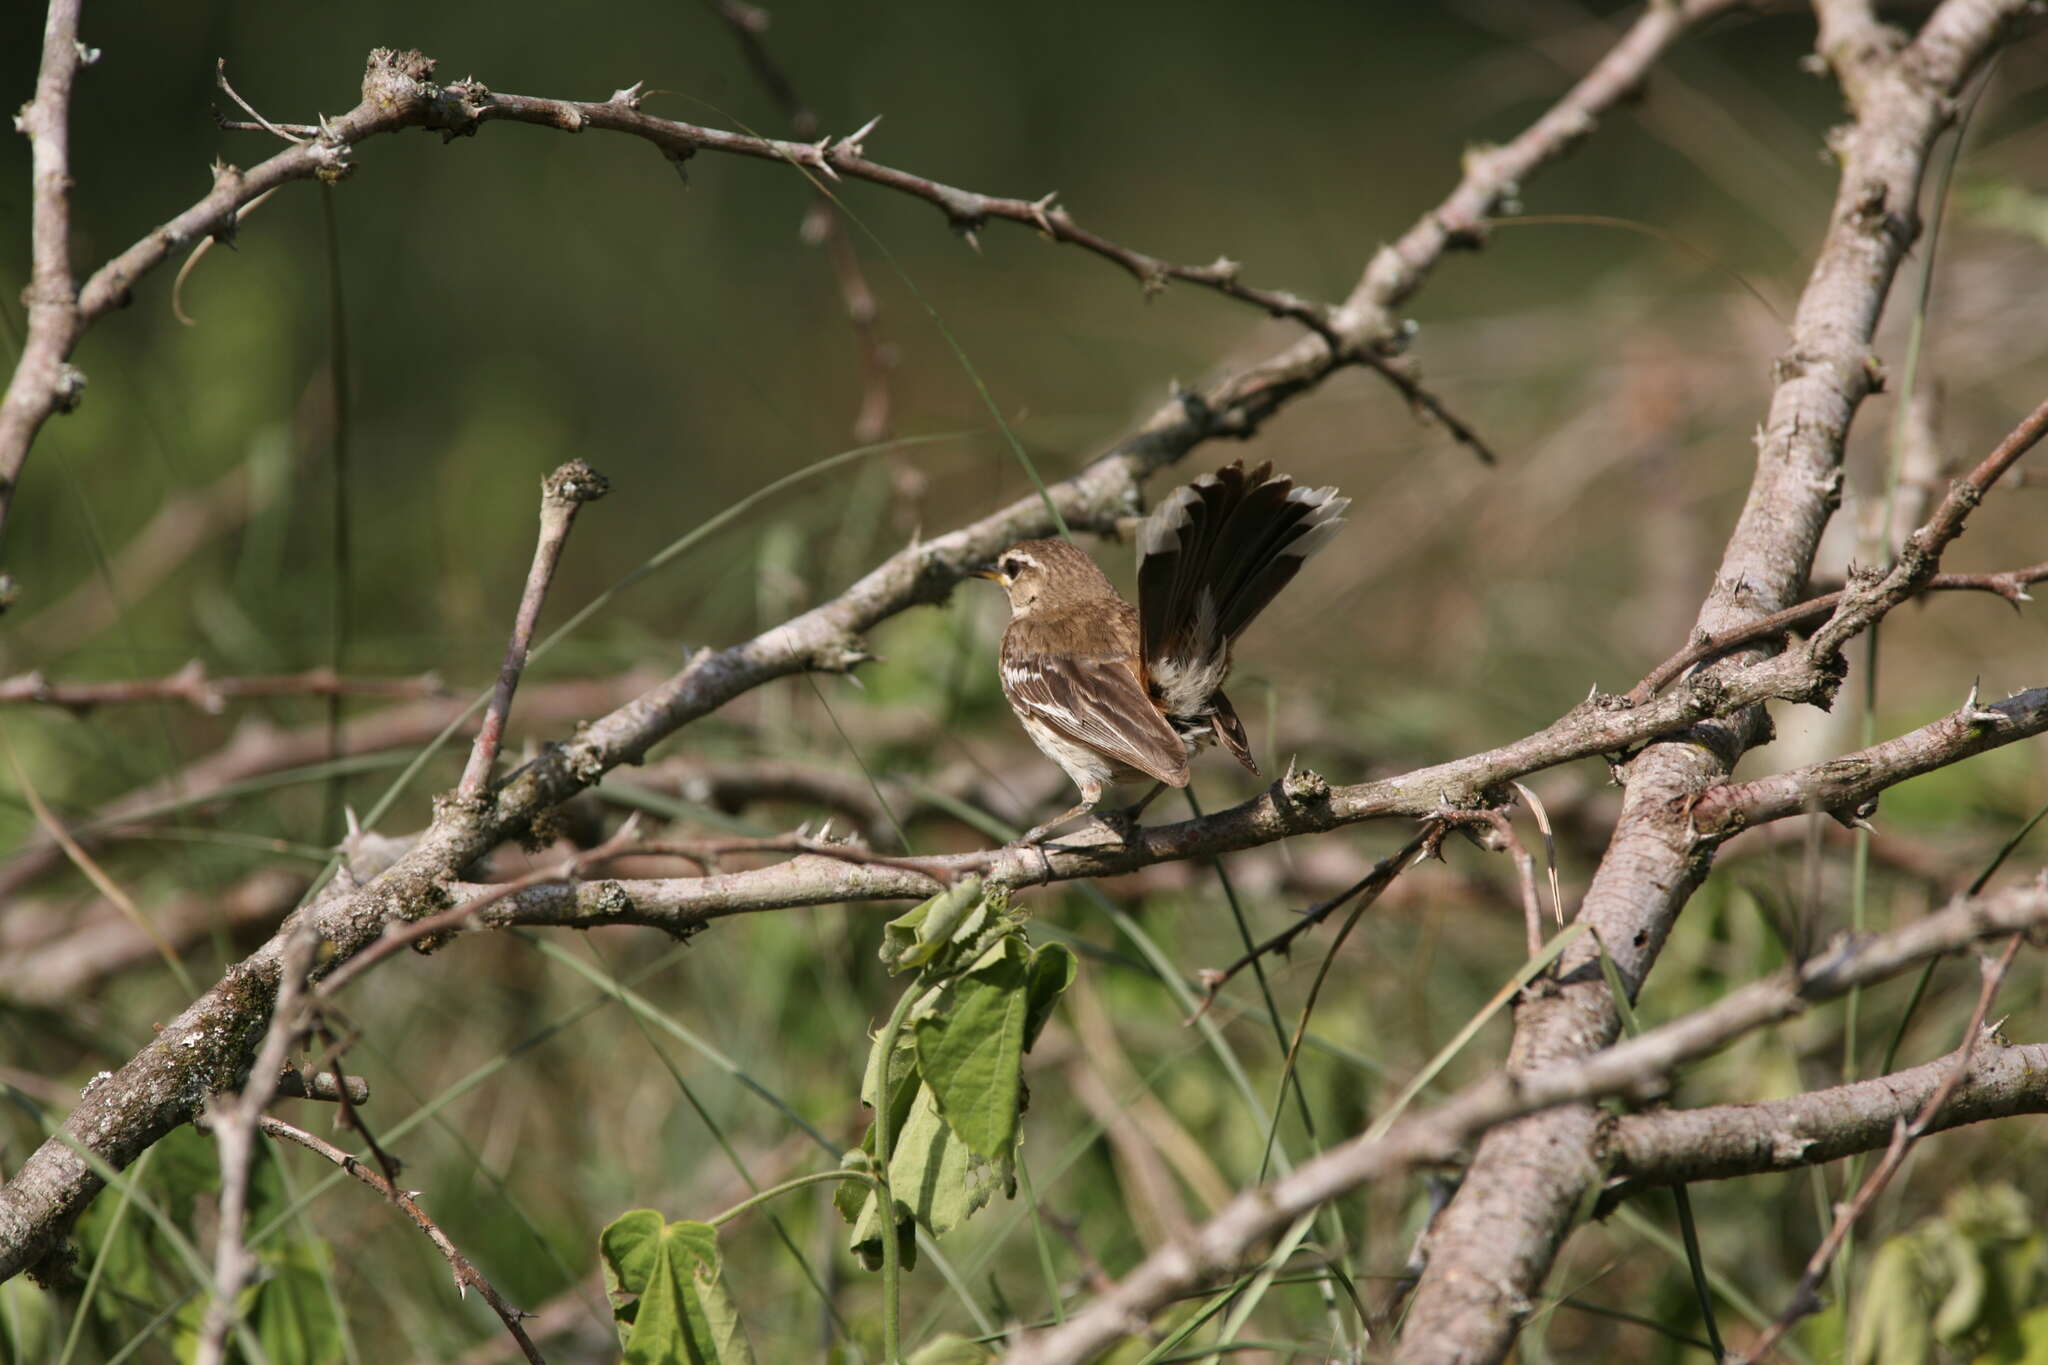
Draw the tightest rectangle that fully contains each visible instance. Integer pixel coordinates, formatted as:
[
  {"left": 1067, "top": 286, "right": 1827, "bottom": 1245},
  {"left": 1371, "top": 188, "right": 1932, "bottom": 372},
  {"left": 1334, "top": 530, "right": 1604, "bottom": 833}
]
[{"left": 1, "top": 0, "right": 2045, "bottom": 1359}]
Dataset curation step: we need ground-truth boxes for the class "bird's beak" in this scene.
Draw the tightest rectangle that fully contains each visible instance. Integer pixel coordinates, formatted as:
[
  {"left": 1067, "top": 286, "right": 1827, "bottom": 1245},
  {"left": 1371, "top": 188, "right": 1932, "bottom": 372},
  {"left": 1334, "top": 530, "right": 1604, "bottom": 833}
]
[{"left": 968, "top": 566, "right": 1003, "bottom": 582}]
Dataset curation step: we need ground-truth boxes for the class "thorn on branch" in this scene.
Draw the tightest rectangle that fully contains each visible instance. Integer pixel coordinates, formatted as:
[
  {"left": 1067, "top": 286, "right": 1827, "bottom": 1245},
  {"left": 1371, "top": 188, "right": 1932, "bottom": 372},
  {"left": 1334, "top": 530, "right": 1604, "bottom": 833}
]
[{"left": 840, "top": 113, "right": 883, "bottom": 157}]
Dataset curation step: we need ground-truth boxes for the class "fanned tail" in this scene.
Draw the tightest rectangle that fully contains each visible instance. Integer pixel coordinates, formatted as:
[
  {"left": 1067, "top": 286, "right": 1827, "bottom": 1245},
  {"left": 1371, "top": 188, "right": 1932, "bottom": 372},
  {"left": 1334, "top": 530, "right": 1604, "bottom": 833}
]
[{"left": 1134, "top": 461, "right": 1349, "bottom": 763}]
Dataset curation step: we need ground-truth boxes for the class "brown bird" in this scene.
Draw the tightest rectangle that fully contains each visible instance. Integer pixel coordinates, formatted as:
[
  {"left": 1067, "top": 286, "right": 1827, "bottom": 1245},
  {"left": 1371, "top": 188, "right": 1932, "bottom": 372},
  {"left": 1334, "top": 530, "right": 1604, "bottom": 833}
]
[{"left": 975, "top": 461, "right": 1348, "bottom": 844}]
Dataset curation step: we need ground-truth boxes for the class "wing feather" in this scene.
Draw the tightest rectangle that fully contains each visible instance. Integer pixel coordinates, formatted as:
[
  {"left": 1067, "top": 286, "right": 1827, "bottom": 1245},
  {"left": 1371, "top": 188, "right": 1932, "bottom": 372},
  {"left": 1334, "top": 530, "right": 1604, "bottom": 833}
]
[{"left": 1003, "top": 652, "right": 1191, "bottom": 788}]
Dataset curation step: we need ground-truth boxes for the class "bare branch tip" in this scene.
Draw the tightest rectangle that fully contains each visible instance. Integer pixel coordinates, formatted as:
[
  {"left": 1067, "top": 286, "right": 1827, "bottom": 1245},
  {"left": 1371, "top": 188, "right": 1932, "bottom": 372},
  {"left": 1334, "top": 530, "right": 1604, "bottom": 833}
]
[{"left": 542, "top": 459, "right": 611, "bottom": 505}]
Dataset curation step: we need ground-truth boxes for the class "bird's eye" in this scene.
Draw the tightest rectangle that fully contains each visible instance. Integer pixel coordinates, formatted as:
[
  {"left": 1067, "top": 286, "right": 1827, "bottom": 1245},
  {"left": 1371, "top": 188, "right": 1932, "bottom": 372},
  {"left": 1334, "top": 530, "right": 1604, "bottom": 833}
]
[{"left": 1001, "top": 557, "right": 1024, "bottom": 578}]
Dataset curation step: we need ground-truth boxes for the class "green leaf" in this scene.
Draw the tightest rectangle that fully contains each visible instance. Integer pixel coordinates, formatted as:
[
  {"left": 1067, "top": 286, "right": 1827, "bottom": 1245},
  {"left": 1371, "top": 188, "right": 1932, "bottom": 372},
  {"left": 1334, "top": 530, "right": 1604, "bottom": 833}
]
[
  {"left": 624, "top": 1220, "right": 697, "bottom": 1365},
  {"left": 607, "top": 1214, "right": 756, "bottom": 1364},
  {"left": 915, "top": 941, "right": 1030, "bottom": 1161},
  {"left": 881, "top": 877, "right": 985, "bottom": 973},
  {"left": 844, "top": 1081, "right": 1006, "bottom": 1271},
  {"left": 602, "top": 1209, "right": 666, "bottom": 1297},
  {"left": 667, "top": 1221, "right": 757, "bottom": 1365},
  {"left": 1022, "top": 940, "right": 1077, "bottom": 1048}
]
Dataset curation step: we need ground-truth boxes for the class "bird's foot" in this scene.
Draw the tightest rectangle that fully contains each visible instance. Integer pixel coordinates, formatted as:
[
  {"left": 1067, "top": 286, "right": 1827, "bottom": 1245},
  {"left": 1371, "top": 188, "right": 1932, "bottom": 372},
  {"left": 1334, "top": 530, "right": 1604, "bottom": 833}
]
[{"left": 1090, "top": 805, "right": 1144, "bottom": 846}]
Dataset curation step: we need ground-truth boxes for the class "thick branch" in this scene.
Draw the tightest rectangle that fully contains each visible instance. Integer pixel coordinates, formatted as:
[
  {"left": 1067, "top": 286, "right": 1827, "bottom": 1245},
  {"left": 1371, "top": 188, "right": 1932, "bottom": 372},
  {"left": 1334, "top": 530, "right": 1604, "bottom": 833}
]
[
  {"left": 0, "top": 0, "right": 87, "bottom": 601},
  {"left": 1691, "top": 686, "right": 2048, "bottom": 835},
  {"left": 1004, "top": 877, "right": 2048, "bottom": 1364},
  {"left": 1602, "top": 1040, "right": 2048, "bottom": 1194},
  {"left": 1396, "top": 4, "right": 2034, "bottom": 1359}
]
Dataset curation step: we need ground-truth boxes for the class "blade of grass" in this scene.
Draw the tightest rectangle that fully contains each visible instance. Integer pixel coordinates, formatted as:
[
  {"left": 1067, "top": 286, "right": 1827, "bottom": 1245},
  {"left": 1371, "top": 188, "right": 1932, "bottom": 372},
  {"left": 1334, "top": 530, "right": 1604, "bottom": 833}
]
[
  {"left": 1878, "top": 793, "right": 2048, "bottom": 1076},
  {"left": 1362, "top": 923, "right": 1588, "bottom": 1145},
  {"left": 1611, "top": 1205, "right": 1816, "bottom": 1365},
  {"left": 318, "top": 185, "right": 353, "bottom": 847},
  {"left": 659, "top": 91, "right": 1073, "bottom": 540},
  {"left": 57, "top": 1147, "right": 157, "bottom": 1365}
]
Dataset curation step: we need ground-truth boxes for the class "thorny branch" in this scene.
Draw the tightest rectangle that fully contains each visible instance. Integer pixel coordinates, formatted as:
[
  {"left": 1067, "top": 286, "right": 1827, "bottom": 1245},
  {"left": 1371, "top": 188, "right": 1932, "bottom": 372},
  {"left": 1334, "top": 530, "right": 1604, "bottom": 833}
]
[
  {"left": 193, "top": 930, "right": 315, "bottom": 1365},
  {"left": 1628, "top": 558, "right": 2048, "bottom": 704},
  {"left": 0, "top": 34, "right": 1499, "bottom": 573},
  {"left": 256, "top": 1116, "right": 546, "bottom": 1364}
]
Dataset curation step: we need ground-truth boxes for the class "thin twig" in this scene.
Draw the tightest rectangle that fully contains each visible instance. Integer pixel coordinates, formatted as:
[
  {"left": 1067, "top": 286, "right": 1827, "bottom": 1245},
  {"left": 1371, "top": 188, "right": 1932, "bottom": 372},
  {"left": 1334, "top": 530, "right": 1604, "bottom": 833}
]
[
  {"left": 194, "top": 929, "right": 317, "bottom": 1365},
  {"left": 300, "top": 1020, "right": 404, "bottom": 1196},
  {"left": 0, "top": 664, "right": 445, "bottom": 713},
  {"left": 1439, "top": 808, "right": 1547, "bottom": 958},
  {"left": 702, "top": 0, "right": 897, "bottom": 441},
  {"left": 458, "top": 461, "right": 610, "bottom": 800},
  {"left": 1193, "top": 823, "right": 1442, "bottom": 1014},
  {"left": 1630, "top": 557, "right": 2048, "bottom": 704},
  {"left": 312, "top": 820, "right": 643, "bottom": 1000},
  {"left": 620, "top": 835, "right": 953, "bottom": 886},
  {"left": 257, "top": 1115, "right": 546, "bottom": 1364},
  {"left": 1734, "top": 933, "right": 2026, "bottom": 1363},
  {"left": 214, "top": 59, "right": 307, "bottom": 145}
]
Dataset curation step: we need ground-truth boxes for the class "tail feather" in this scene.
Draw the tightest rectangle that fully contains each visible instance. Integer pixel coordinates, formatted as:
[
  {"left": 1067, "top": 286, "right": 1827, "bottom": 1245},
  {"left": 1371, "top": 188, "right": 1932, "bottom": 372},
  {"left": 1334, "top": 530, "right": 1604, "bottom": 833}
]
[
  {"left": 1137, "top": 463, "right": 1349, "bottom": 690},
  {"left": 1215, "top": 488, "right": 1348, "bottom": 640}
]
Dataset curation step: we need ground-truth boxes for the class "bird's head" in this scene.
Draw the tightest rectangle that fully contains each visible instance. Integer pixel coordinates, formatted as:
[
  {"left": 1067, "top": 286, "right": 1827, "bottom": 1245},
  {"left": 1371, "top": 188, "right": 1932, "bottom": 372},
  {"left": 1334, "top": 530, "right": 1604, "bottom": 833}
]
[{"left": 970, "top": 538, "right": 1107, "bottom": 616}]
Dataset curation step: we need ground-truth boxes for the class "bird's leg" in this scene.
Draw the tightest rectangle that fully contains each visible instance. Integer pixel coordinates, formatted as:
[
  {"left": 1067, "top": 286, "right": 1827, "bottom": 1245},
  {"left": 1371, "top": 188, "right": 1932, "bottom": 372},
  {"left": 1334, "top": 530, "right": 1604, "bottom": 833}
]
[
  {"left": 1095, "top": 781, "right": 1168, "bottom": 844},
  {"left": 1018, "top": 781, "right": 1103, "bottom": 847}
]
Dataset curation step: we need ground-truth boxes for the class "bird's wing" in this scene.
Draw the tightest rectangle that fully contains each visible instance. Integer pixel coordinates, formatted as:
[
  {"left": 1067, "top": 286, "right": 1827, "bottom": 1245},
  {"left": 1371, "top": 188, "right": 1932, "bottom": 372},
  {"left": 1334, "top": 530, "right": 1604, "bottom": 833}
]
[{"left": 1002, "top": 651, "right": 1191, "bottom": 788}]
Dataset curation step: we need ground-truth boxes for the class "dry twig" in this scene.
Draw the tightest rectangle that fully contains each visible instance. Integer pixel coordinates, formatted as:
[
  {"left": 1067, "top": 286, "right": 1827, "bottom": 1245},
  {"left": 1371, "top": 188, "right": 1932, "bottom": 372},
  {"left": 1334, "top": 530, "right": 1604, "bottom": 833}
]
[
  {"left": 257, "top": 1115, "right": 545, "bottom": 1364},
  {"left": 458, "top": 461, "right": 610, "bottom": 800},
  {"left": 0, "top": 664, "right": 445, "bottom": 713}
]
